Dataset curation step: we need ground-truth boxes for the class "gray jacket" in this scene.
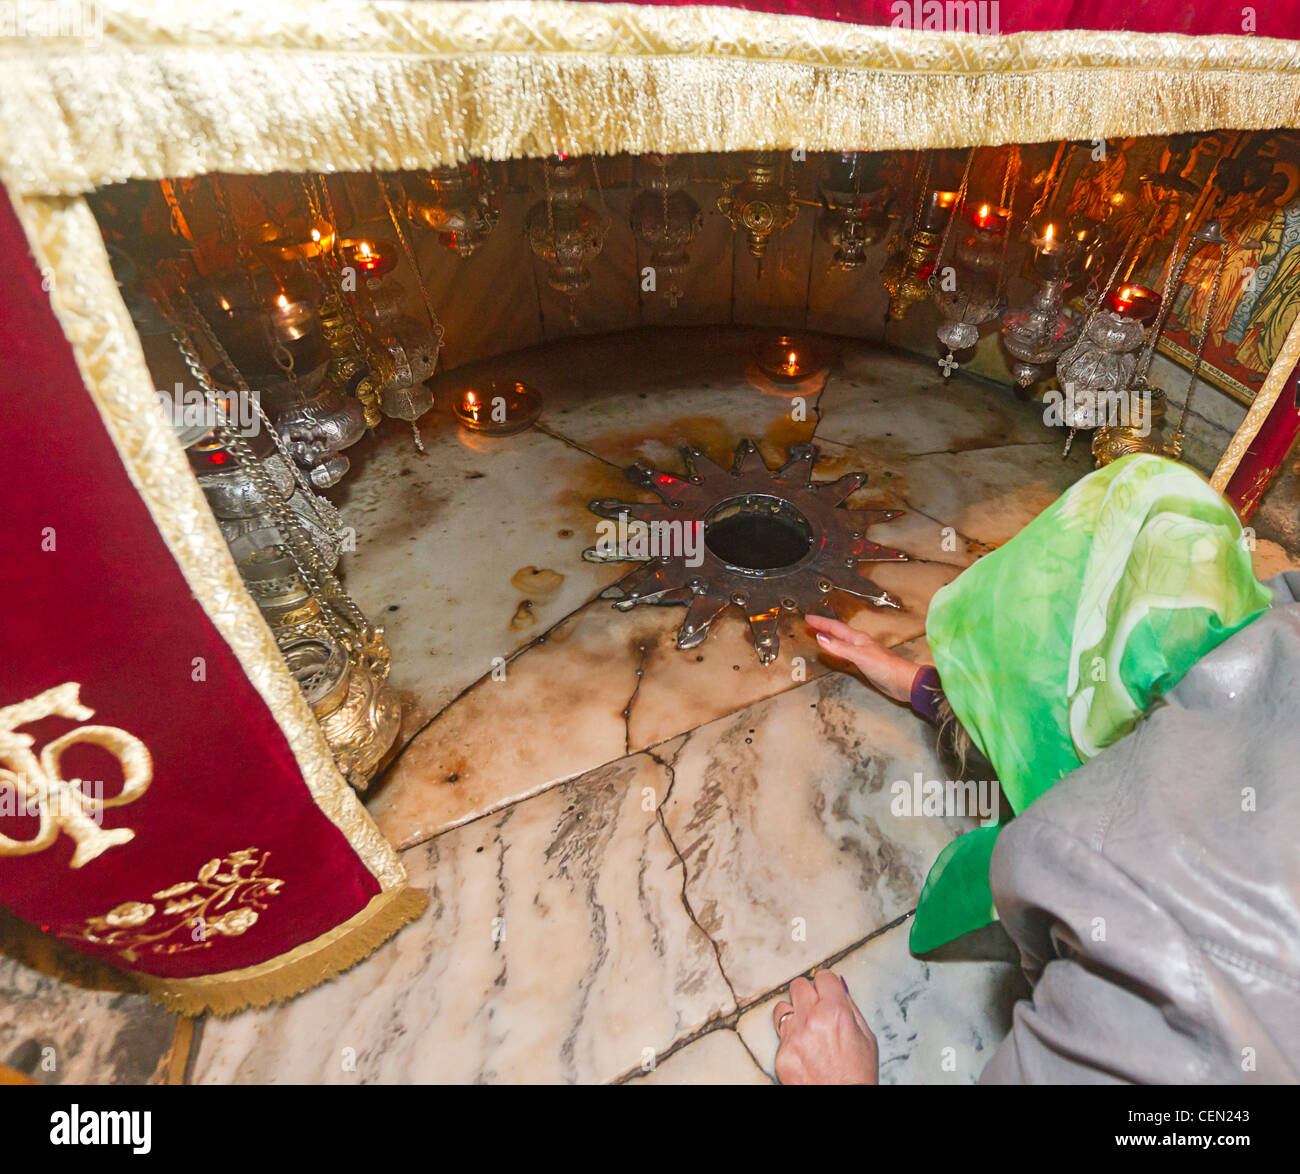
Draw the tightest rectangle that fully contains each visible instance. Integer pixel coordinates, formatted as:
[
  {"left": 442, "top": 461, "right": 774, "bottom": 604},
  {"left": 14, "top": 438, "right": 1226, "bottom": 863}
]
[{"left": 982, "top": 572, "right": 1300, "bottom": 1083}]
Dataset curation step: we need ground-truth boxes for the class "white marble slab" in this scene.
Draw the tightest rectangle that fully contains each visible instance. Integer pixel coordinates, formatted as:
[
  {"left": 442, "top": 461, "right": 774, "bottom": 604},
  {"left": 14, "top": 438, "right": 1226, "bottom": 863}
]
[
  {"left": 660, "top": 672, "right": 979, "bottom": 1005},
  {"left": 736, "top": 919, "right": 1028, "bottom": 1085},
  {"left": 336, "top": 399, "right": 628, "bottom": 736},
  {"left": 368, "top": 509, "right": 965, "bottom": 852},
  {"left": 194, "top": 751, "right": 734, "bottom": 1085},
  {"left": 625, "top": 1026, "right": 772, "bottom": 1085},
  {"left": 367, "top": 597, "right": 831, "bottom": 848}
]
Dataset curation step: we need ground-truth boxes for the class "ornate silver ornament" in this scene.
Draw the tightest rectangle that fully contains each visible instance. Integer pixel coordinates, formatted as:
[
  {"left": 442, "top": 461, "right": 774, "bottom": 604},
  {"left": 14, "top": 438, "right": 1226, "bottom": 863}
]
[{"left": 585, "top": 441, "right": 908, "bottom": 667}]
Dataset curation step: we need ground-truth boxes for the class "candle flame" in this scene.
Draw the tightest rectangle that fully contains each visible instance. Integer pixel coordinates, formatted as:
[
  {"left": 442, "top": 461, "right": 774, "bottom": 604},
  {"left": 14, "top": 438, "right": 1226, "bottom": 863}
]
[
  {"left": 219, "top": 296, "right": 231, "bottom": 311},
  {"left": 310, "top": 228, "right": 321, "bottom": 241},
  {"left": 358, "top": 241, "right": 372, "bottom": 258},
  {"left": 276, "top": 294, "right": 290, "bottom": 310},
  {"left": 978, "top": 204, "right": 991, "bottom": 219},
  {"left": 1044, "top": 223, "right": 1055, "bottom": 243}
]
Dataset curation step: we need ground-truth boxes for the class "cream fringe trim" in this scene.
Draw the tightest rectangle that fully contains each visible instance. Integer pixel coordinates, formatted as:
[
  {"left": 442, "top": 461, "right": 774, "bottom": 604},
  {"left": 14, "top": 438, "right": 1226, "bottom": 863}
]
[
  {"left": 1, "top": 3, "right": 1299, "bottom": 197},
  {"left": 137, "top": 887, "right": 429, "bottom": 1017}
]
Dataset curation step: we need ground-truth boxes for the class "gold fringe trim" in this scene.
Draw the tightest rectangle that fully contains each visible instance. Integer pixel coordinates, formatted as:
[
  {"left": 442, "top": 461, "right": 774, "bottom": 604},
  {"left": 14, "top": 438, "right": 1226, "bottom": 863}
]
[
  {"left": 1, "top": 2, "right": 1299, "bottom": 196},
  {"left": 1211, "top": 311, "right": 1300, "bottom": 494},
  {"left": 137, "top": 886, "right": 429, "bottom": 1017},
  {"left": 10, "top": 191, "right": 407, "bottom": 894}
]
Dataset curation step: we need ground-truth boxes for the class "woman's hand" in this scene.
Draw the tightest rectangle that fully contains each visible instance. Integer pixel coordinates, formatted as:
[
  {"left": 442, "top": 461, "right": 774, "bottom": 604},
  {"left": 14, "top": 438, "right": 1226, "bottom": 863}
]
[{"left": 805, "top": 614, "right": 920, "bottom": 704}]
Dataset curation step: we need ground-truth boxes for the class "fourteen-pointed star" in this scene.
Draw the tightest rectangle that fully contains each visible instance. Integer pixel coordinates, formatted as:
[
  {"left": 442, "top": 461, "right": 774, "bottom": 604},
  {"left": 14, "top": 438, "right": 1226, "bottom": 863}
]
[{"left": 584, "top": 440, "right": 907, "bottom": 665}]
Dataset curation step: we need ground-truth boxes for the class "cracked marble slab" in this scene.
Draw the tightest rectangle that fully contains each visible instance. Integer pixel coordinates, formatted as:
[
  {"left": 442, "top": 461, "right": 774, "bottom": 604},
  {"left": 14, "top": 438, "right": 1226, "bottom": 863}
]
[
  {"left": 368, "top": 506, "right": 966, "bottom": 853},
  {"left": 193, "top": 751, "right": 733, "bottom": 1085},
  {"left": 736, "top": 919, "right": 1028, "bottom": 1085},
  {"left": 817, "top": 349, "right": 1054, "bottom": 457},
  {"left": 336, "top": 398, "right": 629, "bottom": 736},
  {"left": 625, "top": 1026, "right": 772, "bottom": 1085},
  {"left": 367, "top": 597, "right": 833, "bottom": 848},
  {"left": 660, "top": 671, "right": 979, "bottom": 1005}
]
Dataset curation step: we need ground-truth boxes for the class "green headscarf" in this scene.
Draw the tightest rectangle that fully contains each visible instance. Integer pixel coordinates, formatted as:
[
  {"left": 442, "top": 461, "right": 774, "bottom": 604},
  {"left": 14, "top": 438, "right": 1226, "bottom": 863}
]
[{"left": 911, "top": 453, "right": 1271, "bottom": 953}]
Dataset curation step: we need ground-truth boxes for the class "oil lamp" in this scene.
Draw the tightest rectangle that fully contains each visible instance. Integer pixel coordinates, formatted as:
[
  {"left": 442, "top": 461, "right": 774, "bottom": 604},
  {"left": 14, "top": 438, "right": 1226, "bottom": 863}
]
[
  {"left": 716, "top": 152, "right": 798, "bottom": 273},
  {"left": 919, "top": 190, "right": 958, "bottom": 233},
  {"left": 1053, "top": 302, "right": 1149, "bottom": 454},
  {"left": 341, "top": 235, "right": 441, "bottom": 434},
  {"left": 956, "top": 203, "right": 1011, "bottom": 279},
  {"left": 754, "top": 335, "right": 826, "bottom": 383},
  {"left": 406, "top": 162, "right": 501, "bottom": 257},
  {"left": 525, "top": 157, "right": 607, "bottom": 302},
  {"left": 970, "top": 203, "right": 1010, "bottom": 233},
  {"left": 255, "top": 216, "right": 336, "bottom": 262},
  {"left": 1029, "top": 222, "right": 1068, "bottom": 279},
  {"left": 1106, "top": 283, "right": 1162, "bottom": 323},
  {"left": 628, "top": 155, "right": 703, "bottom": 307},
  {"left": 191, "top": 267, "right": 324, "bottom": 380},
  {"left": 452, "top": 380, "right": 543, "bottom": 436},
  {"left": 1000, "top": 222, "right": 1080, "bottom": 387},
  {"left": 339, "top": 237, "right": 396, "bottom": 278},
  {"left": 817, "top": 154, "right": 893, "bottom": 272}
]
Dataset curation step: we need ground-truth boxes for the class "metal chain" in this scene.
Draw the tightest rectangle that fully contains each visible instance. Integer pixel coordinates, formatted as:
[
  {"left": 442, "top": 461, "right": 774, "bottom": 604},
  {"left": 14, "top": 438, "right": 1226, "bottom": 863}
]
[
  {"left": 995, "top": 146, "right": 1020, "bottom": 295},
  {"left": 906, "top": 150, "right": 932, "bottom": 247},
  {"left": 1028, "top": 141, "right": 1067, "bottom": 225},
  {"left": 590, "top": 155, "right": 611, "bottom": 227},
  {"left": 160, "top": 292, "right": 369, "bottom": 646},
  {"left": 299, "top": 173, "right": 367, "bottom": 350},
  {"left": 928, "top": 147, "right": 975, "bottom": 291},
  {"left": 1172, "top": 244, "right": 1229, "bottom": 440},
  {"left": 1083, "top": 228, "right": 1140, "bottom": 315},
  {"left": 1133, "top": 235, "right": 1203, "bottom": 385},
  {"left": 171, "top": 287, "right": 347, "bottom": 541},
  {"left": 378, "top": 174, "right": 445, "bottom": 350}
]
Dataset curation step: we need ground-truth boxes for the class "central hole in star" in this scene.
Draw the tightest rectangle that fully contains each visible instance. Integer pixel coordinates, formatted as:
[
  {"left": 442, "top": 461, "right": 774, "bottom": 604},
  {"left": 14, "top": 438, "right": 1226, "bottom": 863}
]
[{"left": 703, "top": 494, "right": 814, "bottom": 571}]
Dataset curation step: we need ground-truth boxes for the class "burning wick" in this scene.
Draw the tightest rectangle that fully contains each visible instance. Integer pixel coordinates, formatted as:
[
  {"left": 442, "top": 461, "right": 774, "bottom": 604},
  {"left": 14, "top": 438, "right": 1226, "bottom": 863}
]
[
  {"left": 453, "top": 381, "right": 543, "bottom": 436},
  {"left": 1106, "top": 283, "right": 1160, "bottom": 323},
  {"left": 972, "top": 204, "right": 1008, "bottom": 233}
]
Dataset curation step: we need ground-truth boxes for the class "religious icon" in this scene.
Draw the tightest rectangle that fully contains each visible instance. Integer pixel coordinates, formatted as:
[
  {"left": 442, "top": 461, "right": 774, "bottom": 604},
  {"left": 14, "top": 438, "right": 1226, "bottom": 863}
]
[{"left": 1159, "top": 132, "right": 1300, "bottom": 404}]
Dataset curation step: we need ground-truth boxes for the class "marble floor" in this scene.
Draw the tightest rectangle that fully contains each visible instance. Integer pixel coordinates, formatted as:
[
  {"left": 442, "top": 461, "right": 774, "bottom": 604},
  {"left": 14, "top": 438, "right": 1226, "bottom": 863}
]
[{"left": 6, "top": 329, "right": 1298, "bottom": 1085}]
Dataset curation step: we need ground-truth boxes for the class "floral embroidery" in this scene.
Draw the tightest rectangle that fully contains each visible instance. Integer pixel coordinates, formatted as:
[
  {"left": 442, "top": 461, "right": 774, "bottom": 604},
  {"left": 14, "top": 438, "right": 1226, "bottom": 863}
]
[{"left": 68, "top": 848, "right": 284, "bottom": 962}]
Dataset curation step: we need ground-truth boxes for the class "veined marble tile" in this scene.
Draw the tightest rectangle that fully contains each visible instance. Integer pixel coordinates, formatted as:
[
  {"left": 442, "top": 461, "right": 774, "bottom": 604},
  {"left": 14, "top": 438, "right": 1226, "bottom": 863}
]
[
  {"left": 193, "top": 753, "right": 733, "bottom": 1085},
  {"left": 625, "top": 1027, "right": 772, "bottom": 1085},
  {"left": 370, "top": 513, "right": 965, "bottom": 853},
  {"left": 818, "top": 347, "right": 1052, "bottom": 457},
  {"left": 474, "top": 327, "right": 823, "bottom": 472},
  {"left": 336, "top": 400, "right": 628, "bottom": 735},
  {"left": 887, "top": 441, "right": 1092, "bottom": 550},
  {"left": 736, "top": 920, "right": 1028, "bottom": 1085},
  {"left": 368, "top": 597, "right": 830, "bottom": 849},
  {"left": 0, "top": 913, "right": 177, "bottom": 1085},
  {"left": 661, "top": 672, "right": 978, "bottom": 1005}
]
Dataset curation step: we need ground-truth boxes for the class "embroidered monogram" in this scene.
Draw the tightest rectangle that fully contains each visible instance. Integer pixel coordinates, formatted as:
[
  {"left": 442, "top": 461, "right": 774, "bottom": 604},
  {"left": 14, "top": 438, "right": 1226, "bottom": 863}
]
[{"left": 0, "top": 683, "right": 152, "bottom": 868}]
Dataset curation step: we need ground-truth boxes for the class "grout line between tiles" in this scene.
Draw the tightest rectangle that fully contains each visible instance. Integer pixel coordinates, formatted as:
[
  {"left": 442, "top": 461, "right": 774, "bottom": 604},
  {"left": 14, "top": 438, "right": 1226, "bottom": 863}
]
[
  {"left": 530, "top": 420, "right": 625, "bottom": 469},
  {"left": 646, "top": 737, "right": 742, "bottom": 1017},
  {"left": 607, "top": 908, "right": 916, "bottom": 1084},
  {"left": 400, "top": 645, "right": 930, "bottom": 853}
]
